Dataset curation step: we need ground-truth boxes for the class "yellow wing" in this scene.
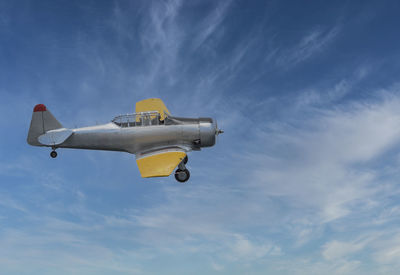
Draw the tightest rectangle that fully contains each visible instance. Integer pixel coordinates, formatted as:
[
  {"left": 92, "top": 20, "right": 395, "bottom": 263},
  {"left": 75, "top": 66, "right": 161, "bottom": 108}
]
[
  {"left": 136, "top": 150, "right": 186, "bottom": 178},
  {"left": 135, "top": 98, "right": 170, "bottom": 121}
]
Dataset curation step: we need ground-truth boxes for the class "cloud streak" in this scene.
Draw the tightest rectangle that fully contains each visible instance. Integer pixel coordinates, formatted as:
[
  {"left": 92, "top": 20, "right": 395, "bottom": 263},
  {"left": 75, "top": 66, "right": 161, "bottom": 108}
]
[{"left": 276, "top": 26, "right": 340, "bottom": 69}]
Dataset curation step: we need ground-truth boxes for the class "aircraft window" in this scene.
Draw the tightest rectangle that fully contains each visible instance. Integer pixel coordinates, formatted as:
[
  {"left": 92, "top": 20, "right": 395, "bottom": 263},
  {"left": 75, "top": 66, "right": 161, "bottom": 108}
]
[
  {"left": 112, "top": 111, "right": 162, "bottom": 128},
  {"left": 143, "top": 114, "right": 151, "bottom": 126}
]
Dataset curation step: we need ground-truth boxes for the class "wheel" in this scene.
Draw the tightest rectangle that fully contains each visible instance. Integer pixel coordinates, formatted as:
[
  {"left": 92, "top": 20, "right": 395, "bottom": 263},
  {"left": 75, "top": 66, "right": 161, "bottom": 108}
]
[
  {"left": 174, "top": 169, "right": 190, "bottom": 182},
  {"left": 183, "top": 155, "right": 188, "bottom": 164},
  {"left": 50, "top": 151, "right": 57, "bottom": 158}
]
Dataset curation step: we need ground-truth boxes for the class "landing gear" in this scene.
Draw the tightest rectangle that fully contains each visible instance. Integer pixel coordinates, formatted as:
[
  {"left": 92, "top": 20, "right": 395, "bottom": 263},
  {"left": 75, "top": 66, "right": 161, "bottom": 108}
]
[
  {"left": 174, "top": 156, "right": 190, "bottom": 182},
  {"left": 175, "top": 169, "right": 190, "bottom": 182},
  {"left": 50, "top": 150, "right": 57, "bottom": 158}
]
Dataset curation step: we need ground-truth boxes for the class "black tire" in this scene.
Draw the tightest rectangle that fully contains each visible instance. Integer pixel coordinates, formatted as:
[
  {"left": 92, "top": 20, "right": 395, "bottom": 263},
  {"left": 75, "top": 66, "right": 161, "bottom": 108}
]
[
  {"left": 183, "top": 155, "right": 188, "bottom": 164},
  {"left": 174, "top": 169, "right": 190, "bottom": 182},
  {"left": 50, "top": 151, "right": 57, "bottom": 158}
]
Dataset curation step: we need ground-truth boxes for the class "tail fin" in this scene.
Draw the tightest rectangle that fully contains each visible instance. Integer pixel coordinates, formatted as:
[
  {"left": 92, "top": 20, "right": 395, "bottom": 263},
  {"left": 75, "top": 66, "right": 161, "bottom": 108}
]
[{"left": 27, "top": 104, "right": 63, "bottom": 146}]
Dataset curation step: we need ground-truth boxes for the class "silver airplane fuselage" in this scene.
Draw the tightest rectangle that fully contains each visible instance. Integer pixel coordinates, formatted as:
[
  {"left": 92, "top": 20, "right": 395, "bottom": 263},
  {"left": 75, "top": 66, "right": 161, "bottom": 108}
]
[{"left": 58, "top": 117, "right": 217, "bottom": 154}]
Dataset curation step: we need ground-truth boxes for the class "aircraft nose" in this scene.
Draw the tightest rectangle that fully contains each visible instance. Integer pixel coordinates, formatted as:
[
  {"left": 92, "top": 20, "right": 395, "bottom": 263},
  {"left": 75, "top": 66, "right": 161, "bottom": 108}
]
[{"left": 215, "top": 120, "right": 223, "bottom": 135}]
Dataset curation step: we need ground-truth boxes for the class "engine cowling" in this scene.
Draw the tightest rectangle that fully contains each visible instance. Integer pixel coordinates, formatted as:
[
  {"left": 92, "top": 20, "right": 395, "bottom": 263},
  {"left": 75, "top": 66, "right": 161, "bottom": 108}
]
[{"left": 199, "top": 117, "right": 217, "bottom": 147}]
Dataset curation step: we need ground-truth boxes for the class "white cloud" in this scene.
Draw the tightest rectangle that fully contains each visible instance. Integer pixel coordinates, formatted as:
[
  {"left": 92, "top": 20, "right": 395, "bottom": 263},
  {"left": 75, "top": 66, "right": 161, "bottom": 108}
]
[
  {"left": 227, "top": 234, "right": 281, "bottom": 261},
  {"left": 372, "top": 232, "right": 400, "bottom": 267},
  {"left": 211, "top": 261, "right": 224, "bottom": 271},
  {"left": 276, "top": 26, "right": 340, "bottom": 68},
  {"left": 192, "top": 1, "right": 232, "bottom": 50},
  {"left": 248, "top": 92, "right": 400, "bottom": 226},
  {"left": 375, "top": 245, "right": 400, "bottom": 263},
  {"left": 322, "top": 240, "right": 366, "bottom": 261}
]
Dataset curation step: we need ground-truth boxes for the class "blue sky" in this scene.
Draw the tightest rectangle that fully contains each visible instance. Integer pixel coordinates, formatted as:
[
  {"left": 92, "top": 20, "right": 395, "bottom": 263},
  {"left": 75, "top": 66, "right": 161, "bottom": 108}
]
[{"left": 1, "top": 0, "right": 400, "bottom": 274}]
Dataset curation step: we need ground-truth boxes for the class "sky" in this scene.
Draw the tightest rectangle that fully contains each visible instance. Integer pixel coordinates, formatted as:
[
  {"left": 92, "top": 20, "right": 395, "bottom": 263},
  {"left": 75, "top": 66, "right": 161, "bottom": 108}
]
[{"left": 1, "top": 0, "right": 400, "bottom": 274}]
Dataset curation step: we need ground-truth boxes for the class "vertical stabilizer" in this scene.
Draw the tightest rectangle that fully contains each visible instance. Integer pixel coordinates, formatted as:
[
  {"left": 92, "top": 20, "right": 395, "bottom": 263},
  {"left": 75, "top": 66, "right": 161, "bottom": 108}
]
[{"left": 27, "top": 104, "right": 63, "bottom": 146}]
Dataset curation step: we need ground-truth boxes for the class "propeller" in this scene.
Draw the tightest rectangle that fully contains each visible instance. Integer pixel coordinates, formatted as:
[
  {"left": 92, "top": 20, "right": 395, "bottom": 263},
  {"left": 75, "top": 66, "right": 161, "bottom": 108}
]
[
  {"left": 215, "top": 120, "right": 224, "bottom": 135},
  {"left": 215, "top": 120, "right": 224, "bottom": 145}
]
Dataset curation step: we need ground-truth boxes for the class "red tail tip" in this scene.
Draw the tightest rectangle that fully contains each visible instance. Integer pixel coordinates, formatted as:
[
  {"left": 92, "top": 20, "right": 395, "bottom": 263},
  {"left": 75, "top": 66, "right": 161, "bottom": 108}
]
[{"left": 33, "top": 104, "right": 47, "bottom": 112}]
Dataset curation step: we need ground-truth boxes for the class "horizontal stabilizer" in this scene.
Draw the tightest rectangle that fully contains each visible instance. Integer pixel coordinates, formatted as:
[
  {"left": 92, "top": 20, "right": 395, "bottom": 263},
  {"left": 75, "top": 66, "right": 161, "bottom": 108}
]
[
  {"left": 38, "top": 128, "right": 73, "bottom": 146},
  {"left": 136, "top": 149, "right": 186, "bottom": 178}
]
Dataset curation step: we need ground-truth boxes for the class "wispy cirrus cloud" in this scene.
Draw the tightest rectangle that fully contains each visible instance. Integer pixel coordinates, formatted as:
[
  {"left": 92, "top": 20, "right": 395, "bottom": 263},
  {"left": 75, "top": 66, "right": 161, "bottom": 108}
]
[
  {"left": 322, "top": 239, "right": 368, "bottom": 261},
  {"left": 191, "top": 0, "right": 232, "bottom": 50},
  {"left": 276, "top": 26, "right": 340, "bottom": 69},
  {"left": 296, "top": 64, "right": 373, "bottom": 107},
  {"left": 373, "top": 233, "right": 400, "bottom": 266},
  {"left": 248, "top": 91, "right": 400, "bottom": 224}
]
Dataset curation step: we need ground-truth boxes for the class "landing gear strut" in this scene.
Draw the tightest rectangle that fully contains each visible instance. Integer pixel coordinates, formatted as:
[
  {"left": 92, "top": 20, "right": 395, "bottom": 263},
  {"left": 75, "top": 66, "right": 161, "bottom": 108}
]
[
  {"left": 174, "top": 156, "right": 190, "bottom": 182},
  {"left": 50, "top": 150, "right": 57, "bottom": 158}
]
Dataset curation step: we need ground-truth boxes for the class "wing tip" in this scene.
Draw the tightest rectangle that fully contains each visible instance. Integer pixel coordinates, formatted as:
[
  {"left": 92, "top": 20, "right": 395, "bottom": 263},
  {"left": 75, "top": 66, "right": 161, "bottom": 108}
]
[
  {"left": 135, "top": 98, "right": 170, "bottom": 120},
  {"left": 136, "top": 151, "right": 186, "bottom": 178}
]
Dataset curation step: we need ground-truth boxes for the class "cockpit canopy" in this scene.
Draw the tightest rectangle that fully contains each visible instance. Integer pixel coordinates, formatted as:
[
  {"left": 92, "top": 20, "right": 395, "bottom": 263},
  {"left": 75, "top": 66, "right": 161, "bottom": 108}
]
[
  {"left": 112, "top": 111, "right": 162, "bottom": 127},
  {"left": 112, "top": 111, "right": 204, "bottom": 128}
]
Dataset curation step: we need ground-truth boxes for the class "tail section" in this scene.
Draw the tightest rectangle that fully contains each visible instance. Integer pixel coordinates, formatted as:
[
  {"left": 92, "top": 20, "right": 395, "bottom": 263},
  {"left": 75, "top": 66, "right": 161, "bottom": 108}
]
[{"left": 27, "top": 104, "right": 63, "bottom": 146}]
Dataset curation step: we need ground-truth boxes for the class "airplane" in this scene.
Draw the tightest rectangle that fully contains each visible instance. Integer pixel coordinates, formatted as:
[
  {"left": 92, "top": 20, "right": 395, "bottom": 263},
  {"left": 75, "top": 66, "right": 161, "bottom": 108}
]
[{"left": 27, "top": 98, "right": 223, "bottom": 182}]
